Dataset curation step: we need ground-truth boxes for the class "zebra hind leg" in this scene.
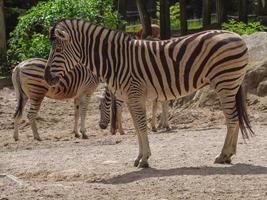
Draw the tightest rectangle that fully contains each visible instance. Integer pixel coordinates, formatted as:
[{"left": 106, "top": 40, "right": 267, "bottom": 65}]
[
  {"left": 116, "top": 104, "right": 125, "bottom": 135},
  {"left": 79, "top": 94, "right": 90, "bottom": 139},
  {"left": 27, "top": 99, "right": 43, "bottom": 141},
  {"left": 151, "top": 99, "right": 158, "bottom": 132},
  {"left": 215, "top": 90, "right": 240, "bottom": 164},
  {"left": 13, "top": 95, "right": 28, "bottom": 141},
  {"left": 158, "top": 101, "right": 171, "bottom": 131}
]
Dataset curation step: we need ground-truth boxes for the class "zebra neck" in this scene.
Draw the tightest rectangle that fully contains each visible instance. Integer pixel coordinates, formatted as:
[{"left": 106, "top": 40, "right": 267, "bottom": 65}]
[{"left": 85, "top": 25, "right": 131, "bottom": 90}]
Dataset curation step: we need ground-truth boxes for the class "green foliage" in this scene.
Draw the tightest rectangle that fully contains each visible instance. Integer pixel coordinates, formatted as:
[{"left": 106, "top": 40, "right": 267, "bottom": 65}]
[
  {"left": 7, "top": 0, "right": 123, "bottom": 70},
  {"left": 222, "top": 19, "right": 267, "bottom": 35},
  {"left": 156, "top": 2, "right": 180, "bottom": 30},
  {"left": 169, "top": 2, "right": 180, "bottom": 30}
]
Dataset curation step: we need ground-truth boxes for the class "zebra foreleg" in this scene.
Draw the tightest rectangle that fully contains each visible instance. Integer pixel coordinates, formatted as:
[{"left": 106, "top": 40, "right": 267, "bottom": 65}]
[
  {"left": 127, "top": 98, "right": 151, "bottom": 168},
  {"left": 27, "top": 99, "right": 43, "bottom": 141},
  {"left": 72, "top": 98, "right": 81, "bottom": 138},
  {"left": 79, "top": 94, "right": 90, "bottom": 139}
]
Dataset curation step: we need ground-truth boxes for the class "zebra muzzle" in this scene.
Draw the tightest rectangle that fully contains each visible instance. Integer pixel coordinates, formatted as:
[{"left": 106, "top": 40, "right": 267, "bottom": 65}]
[{"left": 99, "top": 122, "right": 108, "bottom": 129}]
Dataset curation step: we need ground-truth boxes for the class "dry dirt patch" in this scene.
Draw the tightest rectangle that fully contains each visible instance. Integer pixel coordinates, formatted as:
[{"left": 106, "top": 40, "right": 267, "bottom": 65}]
[{"left": 0, "top": 87, "right": 267, "bottom": 200}]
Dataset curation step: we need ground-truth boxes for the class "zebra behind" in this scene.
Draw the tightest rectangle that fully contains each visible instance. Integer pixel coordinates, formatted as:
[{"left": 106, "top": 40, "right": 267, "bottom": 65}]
[
  {"left": 44, "top": 19, "right": 253, "bottom": 168},
  {"left": 99, "top": 87, "right": 170, "bottom": 134},
  {"left": 12, "top": 58, "right": 98, "bottom": 141}
]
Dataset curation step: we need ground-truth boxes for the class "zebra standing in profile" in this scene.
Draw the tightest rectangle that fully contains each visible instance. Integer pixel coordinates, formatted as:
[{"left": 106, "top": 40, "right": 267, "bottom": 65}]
[
  {"left": 12, "top": 58, "right": 98, "bottom": 141},
  {"left": 44, "top": 19, "right": 253, "bottom": 168}
]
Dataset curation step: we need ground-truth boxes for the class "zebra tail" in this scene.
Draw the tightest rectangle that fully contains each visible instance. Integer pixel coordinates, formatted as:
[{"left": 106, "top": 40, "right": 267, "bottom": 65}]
[
  {"left": 236, "top": 85, "right": 255, "bottom": 139},
  {"left": 12, "top": 67, "right": 25, "bottom": 119}
]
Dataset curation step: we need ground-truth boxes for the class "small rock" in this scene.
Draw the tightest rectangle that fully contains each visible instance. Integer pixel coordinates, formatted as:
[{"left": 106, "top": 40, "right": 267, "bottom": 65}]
[{"left": 257, "top": 80, "right": 267, "bottom": 97}]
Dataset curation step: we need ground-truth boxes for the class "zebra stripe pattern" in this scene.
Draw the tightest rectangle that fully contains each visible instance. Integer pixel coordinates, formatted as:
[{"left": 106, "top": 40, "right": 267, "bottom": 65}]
[
  {"left": 12, "top": 58, "right": 98, "bottom": 141},
  {"left": 99, "top": 86, "right": 170, "bottom": 133},
  {"left": 44, "top": 19, "right": 253, "bottom": 167}
]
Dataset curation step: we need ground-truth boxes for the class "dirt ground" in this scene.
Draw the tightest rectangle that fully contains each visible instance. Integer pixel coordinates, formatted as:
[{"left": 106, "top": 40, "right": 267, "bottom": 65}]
[{"left": 0, "top": 86, "right": 267, "bottom": 200}]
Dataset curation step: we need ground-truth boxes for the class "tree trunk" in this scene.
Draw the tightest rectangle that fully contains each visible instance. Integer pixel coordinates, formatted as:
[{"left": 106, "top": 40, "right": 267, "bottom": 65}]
[
  {"left": 256, "top": 0, "right": 267, "bottom": 25},
  {"left": 117, "top": 0, "right": 127, "bottom": 30},
  {"left": 0, "top": 0, "right": 6, "bottom": 58},
  {"left": 180, "top": 0, "right": 187, "bottom": 35},
  {"left": 159, "top": 0, "right": 171, "bottom": 39},
  {"left": 136, "top": 0, "right": 152, "bottom": 39},
  {"left": 202, "top": 0, "right": 211, "bottom": 27},
  {"left": 258, "top": 0, "right": 267, "bottom": 15},
  {"left": 239, "top": 0, "right": 248, "bottom": 23},
  {"left": 216, "top": 0, "right": 226, "bottom": 28}
]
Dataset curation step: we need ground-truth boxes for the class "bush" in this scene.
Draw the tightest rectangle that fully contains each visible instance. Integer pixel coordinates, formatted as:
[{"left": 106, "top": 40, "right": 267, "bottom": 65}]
[
  {"left": 7, "top": 0, "right": 124, "bottom": 70},
  {"left": 222, "top": 19, "right": 267, "bottom": 35},
  {"left": 156, "top": 2, "right": 180, "bottom": 30}
]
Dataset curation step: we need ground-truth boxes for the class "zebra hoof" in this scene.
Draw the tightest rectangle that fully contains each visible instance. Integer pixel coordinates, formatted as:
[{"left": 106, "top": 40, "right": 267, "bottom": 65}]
[
  {"left": 165, "top": 126, "right": 171, "bottom": 132},
  {"left": 214, "top": 154, "right": 232, "bottom": 164},
  {"left": 138, "top": 161, "right": 149, "bottom": 168},
  {"left": 119, "top": 131, "right": 125, "bottom": 135},
  {"left": 82, "top": 134, "right": 89, "bottom": 139},
  {"left": 134, "top": 159, "right": 140, "bottom": 167},
  {"left": 151, "top": 127, "right": 157, "bottom": 132},
  {"left": 34, "top": 137, "right": 42, "bottom": 141},
  {"left": 72, "top": 130, "right": 80, "bottom": 138},
  {"left": 13, "top": 136, "right": 19, "bottom": 141}
]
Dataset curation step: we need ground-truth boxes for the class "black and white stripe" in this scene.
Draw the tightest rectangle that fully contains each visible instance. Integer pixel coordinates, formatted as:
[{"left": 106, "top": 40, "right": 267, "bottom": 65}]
[{"left": 44, "top": 19, "right": 253, "bottom": 167}]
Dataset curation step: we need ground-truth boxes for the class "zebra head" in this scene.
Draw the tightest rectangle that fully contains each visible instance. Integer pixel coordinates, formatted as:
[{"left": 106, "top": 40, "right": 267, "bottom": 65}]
[
  {"left": 98, "top": 87, "right": 112, "bottom": 129},
  {"left": 44, "top": 20, "right": 83, "bottom": 86}
]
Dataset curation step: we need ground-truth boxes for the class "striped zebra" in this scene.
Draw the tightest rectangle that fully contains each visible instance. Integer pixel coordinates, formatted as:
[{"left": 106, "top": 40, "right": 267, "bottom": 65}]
[
  {"left": 99, "top": 87, "right": 170, "bottom": 134},
  {"left": 12, "top": 58, "right": 98, "bottom": 141},
  {"left": 44, "top": 19, "right": 253, "bottom": 168},
  {"left": 99, "top": 25, "right": 170, "bottom": 134}
]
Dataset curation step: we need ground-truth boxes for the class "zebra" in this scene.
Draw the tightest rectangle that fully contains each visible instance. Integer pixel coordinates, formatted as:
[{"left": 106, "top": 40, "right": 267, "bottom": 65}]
[
  {"left": 12, "top": 58, "right": 98, "bottom": 141},
  {"left": 44, "top": 19, "right": 253, "bottom": 168},
  {"left": 98, "top": 86, "right": 170, "bottom": 134},
  {"left": 98, "top": 25, "right": 170, "bottom": 134}
]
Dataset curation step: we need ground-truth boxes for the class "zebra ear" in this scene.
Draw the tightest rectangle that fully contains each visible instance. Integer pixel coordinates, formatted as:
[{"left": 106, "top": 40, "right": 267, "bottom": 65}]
[{"left": 55, "top": 29, "right": 70, "bottom": 41}]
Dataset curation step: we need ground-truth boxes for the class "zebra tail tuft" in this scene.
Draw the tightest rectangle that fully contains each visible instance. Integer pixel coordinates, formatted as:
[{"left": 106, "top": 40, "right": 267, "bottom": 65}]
[
  {"left": 12, "top": 67, "right": 25, "bottom": 119},
  {"left": 236, "top": 85, "right": 255, "bottom": 139}
]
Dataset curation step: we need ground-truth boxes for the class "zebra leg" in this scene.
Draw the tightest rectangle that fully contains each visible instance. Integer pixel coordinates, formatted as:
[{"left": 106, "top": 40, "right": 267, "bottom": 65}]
[
  {"left": 127, "top": 98, "right": 151, "bottom": 168},
  {"left": 158, "top": 101, "right": 171, "bottom": 131},
  {"left": 215, "top": 94, "right": 239, "bottom": 164},
  {"left": 110, "top": 94, "right": 117, "bottom": 135},
  {"left": 72, "top": 98, "right": 81, "bottom": 138},
  {"left": 116, "top": 104, "right": 125, "bottom": 135},
  {"left": 151, "top": 99, "right": 158, "bottom": 132},
  {"left": 13, "top": 95, "right": 28, "bottom": 141},
  {"left": 27, "top": 99, "right": 43, "bottom": 141},
  {"left": 79, "top": 94, "right": 90, "bottom": 139}
]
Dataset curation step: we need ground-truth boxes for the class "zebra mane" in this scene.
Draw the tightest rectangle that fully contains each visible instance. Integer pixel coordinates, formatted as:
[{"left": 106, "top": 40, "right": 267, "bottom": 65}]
[{"left": 49, "top": 19, "right": 133, "bottom": 42}]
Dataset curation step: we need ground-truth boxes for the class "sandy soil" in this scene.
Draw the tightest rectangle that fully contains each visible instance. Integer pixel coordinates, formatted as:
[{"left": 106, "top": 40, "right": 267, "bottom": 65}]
[{"left": 0, "top": 87, "right": 267, "bottom": 200}]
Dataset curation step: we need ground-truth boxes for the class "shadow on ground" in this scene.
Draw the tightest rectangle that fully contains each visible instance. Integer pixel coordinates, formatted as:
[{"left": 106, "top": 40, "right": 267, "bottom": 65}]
[{"left": 100, "top": 163, "right": 267, "bottom": 184}]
